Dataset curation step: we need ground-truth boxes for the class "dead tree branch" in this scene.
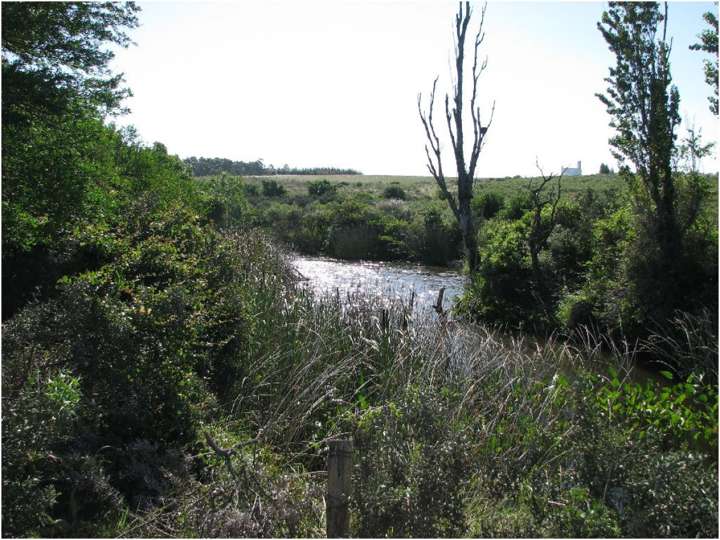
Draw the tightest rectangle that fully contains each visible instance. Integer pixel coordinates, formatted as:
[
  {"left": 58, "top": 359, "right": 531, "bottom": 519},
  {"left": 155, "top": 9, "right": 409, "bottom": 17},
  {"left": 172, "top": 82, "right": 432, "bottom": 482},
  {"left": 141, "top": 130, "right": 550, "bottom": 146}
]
[{"left": 418, "top": 1, "right": 493, "bottom": 273}]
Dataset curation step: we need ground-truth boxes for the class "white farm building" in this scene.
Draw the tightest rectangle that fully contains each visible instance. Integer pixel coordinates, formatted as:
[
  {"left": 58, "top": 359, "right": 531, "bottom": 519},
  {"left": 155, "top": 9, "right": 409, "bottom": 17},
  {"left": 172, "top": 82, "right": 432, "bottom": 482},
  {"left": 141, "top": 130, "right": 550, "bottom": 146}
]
[{"left": 561, "top": 161, "right": 582, "bottom": 176}]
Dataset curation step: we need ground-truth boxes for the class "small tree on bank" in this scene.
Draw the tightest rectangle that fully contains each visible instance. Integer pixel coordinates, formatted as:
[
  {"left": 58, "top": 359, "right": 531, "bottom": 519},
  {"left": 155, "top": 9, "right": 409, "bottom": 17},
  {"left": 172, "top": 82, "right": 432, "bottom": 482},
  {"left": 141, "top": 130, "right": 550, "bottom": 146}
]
[
  {"left": 597, "top": 2, "right": 707, "bottom": 322},
  {"left": 418, "top": 1, "right": 494, "bottom": 273}
]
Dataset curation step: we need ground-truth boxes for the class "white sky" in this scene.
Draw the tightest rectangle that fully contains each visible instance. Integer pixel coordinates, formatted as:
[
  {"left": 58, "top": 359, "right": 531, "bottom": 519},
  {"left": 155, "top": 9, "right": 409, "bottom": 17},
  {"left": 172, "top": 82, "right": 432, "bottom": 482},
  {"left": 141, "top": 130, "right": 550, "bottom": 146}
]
[{"left": 109, "top": 1, "right": 719, "bottom": 177}]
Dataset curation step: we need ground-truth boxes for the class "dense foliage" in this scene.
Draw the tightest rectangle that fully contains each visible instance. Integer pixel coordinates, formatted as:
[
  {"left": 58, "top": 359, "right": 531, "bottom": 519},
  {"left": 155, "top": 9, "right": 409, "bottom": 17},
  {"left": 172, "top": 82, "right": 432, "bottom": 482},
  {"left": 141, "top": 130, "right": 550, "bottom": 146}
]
[
  {"left": 1, "top": 1, "right": 140, "bottom": 112},
  {"left": 209, "top": 174, "right": 465, "bottom": 265},
  {"left": 455, "top": 2, "right": 719, "bottom": 377}
]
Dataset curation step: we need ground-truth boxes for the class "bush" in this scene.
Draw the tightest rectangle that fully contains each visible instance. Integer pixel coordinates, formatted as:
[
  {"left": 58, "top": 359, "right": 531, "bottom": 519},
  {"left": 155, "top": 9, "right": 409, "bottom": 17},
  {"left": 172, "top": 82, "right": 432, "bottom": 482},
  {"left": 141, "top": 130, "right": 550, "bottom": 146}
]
[
  {"left": 419, "top": 208, "right": 461, "bottom": 265},
  {"left": 261, "top": 179, "right": 287, "bottom": 197},
  {"left": 243, "top": 182, "right": 259, "bottom": 197},
  {"left": 457, "top": 218, "right": 548, "bottom": 329},
  {"left": 465, "top": 365, "right": 718, "bottom": 538},
  {"left": 382, "top": 185, "right": 406, "bottom": 200},
  {"left": 307, "top": 179, "right": 337, "bottom": 199},
  {"left": 351, "top": 386, "right": 473, "bottom": 537},
  {"left": 197, "top": 174, "right": 251, "bottom": 228},
  {"left": 472, "top": 191, "right": 504, "bottom": 219},
  {"left": 1, "top": 203, "right": 297, "bottom": 536},
  {"left": 499, "top": 192, "right": 532, "bottom": 220}
]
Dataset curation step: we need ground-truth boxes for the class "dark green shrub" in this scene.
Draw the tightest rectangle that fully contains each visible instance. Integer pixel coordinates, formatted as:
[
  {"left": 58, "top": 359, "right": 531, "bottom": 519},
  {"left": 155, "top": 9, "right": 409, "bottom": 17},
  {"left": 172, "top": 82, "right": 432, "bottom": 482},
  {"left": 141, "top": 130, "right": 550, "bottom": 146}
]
[
  {"left": 325, "top": 198, "right": 376, "bottom": 259},
  {"left": 457, "top": 219, "right": 547, "bottom": 329},
  {"left": 561, "top": 205, "right": 636, "bottom": 338},
  {"left": 546, "top": 201, "right": 594, "bottom": 288},
  {"left": 420, "top": 208, "right": 461, "bottom": 265},
  {"left": 382, "top": 185, "right": 406, "bottom": 200},
  {"left": 1, "top": 202, "right": 298, "bottom": 536},
  {"left": 472, "top": 191, "right": 505, "bottom": 219},
  {"left": 557, "top": 291, "right": 597, "bottom": 330},
  {"left": 466, "top": 367, "right": 718, "bottom": 538},
  {"left": 328, "top": 225, "right": 377, "bottom": 259},
  {"left": 243, "top": 182, "right": 259, "bottom": 197},
  {"left": 307, "top": 179, "right": 337, "bottom": 199},
  {"left": 197, "top": 174, "right": 250, "bottom": 228},
  {"left": 499, "top": 192, "right": 532, "bottom": 220},
  {"left": 2, "top": 369, "right": 81, "bottom": 537},
  {"left": 261, "top": 179, "right": 286, "bottom": 197},
  {"left": 296, "top": 205, "right": 333, "bottom": 254}
]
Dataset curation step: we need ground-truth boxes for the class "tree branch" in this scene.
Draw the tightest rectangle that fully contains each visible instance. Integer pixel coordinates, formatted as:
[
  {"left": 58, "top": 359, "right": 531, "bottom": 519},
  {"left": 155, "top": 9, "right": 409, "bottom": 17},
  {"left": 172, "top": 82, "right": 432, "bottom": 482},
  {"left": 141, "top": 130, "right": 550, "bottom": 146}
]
[{"left": 419, "top": 78, "right": 459, "bottom": 219}]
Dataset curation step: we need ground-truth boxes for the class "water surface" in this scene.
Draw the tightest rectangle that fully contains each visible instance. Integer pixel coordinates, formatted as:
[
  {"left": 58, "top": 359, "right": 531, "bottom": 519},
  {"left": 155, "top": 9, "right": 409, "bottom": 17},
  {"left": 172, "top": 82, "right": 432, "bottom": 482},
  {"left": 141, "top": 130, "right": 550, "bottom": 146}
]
[{"left": 292, "top": 256, "right": 466, "bottom": 316}]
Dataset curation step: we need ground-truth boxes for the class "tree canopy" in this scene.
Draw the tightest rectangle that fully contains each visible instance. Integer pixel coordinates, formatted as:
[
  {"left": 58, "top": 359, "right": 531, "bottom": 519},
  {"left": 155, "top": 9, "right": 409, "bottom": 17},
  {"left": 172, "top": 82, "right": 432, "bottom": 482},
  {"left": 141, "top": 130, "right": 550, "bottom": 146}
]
[
  {"left": 2, "top": 2, "right": 140, "bottom": 112},
  {"left": 689, "top": 10, "right": 719, "bottom": 115}
]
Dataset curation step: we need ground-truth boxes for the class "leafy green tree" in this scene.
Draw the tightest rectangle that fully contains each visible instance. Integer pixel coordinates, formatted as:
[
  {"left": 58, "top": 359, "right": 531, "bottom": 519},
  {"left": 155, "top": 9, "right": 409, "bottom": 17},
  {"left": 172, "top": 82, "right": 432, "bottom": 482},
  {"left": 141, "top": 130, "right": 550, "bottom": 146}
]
[
  {"left": 597, "top": 2, "right": 689, "bottom": 321},
  {"left": 599, "top": 163, "right": 611, "bottom": 174},
  {"left": 2, "top": 2, "right": 143, "bottom": 317},
  {"left": 2, "top": 1, "right": 142, "bottom": 252},
  {"left": 2, "top": 2, "right": 140, "bottom": 112},
  {"left": 690, "top": 9, "right": 719, "bottom": 115}
]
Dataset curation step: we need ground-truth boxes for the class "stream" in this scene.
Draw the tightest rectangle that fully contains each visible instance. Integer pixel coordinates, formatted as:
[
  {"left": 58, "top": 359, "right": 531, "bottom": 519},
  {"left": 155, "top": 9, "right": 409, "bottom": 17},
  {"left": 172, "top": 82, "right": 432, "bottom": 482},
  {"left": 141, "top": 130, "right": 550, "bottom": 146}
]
[
  {"left": 291, "top": 255, "right": 665, "bottom": 385},
  {"left": 292, "top": 256, "right": 467, "bottom": 316}
]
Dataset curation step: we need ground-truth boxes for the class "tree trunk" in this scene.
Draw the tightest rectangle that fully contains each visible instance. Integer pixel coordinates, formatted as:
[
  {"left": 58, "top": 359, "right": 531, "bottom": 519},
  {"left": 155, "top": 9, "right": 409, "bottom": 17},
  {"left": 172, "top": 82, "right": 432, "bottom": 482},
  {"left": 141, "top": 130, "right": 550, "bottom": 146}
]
[{"left": 458, "top": 172, "right": 478, "bottom": 272}]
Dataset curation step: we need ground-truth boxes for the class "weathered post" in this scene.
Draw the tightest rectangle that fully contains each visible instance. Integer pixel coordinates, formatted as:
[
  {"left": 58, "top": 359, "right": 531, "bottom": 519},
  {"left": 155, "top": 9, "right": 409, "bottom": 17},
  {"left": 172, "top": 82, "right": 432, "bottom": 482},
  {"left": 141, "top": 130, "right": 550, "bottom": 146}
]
[
  {"left": 326, "top": 439, "right": 353, "bottom": 538},
  {"left": 433, "top": 286, "right": 446, "bottom": 316}
]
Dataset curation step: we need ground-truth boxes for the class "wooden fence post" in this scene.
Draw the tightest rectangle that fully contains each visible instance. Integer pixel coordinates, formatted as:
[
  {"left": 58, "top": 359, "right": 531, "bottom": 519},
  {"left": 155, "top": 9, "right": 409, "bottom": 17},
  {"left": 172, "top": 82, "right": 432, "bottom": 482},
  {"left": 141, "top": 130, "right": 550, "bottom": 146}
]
[{"left": 326, "top": 439, "right": 353, "bottom": 538}]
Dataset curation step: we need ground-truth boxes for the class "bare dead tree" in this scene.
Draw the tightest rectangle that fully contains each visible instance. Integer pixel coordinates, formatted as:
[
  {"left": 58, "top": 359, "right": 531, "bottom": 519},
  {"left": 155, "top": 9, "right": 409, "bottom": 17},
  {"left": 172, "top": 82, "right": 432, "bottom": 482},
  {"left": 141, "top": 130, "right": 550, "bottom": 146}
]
[
  {"left": 527, "top": 159, "right": 563, "bottom": 306},
  {"left": 418, "top": 1, "right": 495, "bottom": 273}
]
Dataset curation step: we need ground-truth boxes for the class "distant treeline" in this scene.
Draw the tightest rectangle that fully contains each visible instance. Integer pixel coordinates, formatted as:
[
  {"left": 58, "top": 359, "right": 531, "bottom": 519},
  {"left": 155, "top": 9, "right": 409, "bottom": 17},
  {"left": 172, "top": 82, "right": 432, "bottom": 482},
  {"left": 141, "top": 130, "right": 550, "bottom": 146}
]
[{"left": 184, "top": 156, "right": 361, "bottom": 177}]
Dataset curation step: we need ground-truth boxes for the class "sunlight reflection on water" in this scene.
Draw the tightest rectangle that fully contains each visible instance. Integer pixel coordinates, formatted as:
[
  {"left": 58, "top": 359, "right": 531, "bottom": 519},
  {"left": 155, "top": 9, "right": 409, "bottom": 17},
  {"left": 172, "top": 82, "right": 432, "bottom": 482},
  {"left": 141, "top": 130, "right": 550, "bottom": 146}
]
[{"left": 291, "top": 256, "right": 467, "bottom": 315}]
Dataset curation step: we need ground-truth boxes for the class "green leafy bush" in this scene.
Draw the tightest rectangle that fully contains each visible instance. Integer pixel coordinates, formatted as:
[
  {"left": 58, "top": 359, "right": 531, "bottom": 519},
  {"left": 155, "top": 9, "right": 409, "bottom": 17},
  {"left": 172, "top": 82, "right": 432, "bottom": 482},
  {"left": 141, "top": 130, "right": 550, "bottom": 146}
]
[
  {"left": 457, "top": 219, "right": 543, "bottom": 328},
  {"left": 307, "top": 179, "right": 337, "bottom": 199},
  {"left": 197, "top": 173, "right": 251, "bottom": 228},
  {"left": 351, "top": 386, "right": 473, "bottom": 537},
  {"left": 382, "top": 185, "right": 406, "bottom": 200},
  {"left": 419, "top": 207, "right": 461, "bottom": 265},
  {"left": 472, "top": 191, "right": 505, "bottom": 219},
  {"left": 261, "top": 179, "right": 287, "bottom": 197},
  {"left": 1, "top": 202, "right": 297, "bottom": 536}
]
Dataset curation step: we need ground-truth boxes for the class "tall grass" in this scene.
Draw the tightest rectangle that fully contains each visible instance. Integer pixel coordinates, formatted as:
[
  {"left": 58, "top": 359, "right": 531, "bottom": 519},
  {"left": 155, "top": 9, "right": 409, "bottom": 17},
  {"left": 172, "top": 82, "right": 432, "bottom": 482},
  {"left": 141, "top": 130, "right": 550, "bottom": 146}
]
[{"left": 202, "top": 272, "right": 717, "bottom": 537}]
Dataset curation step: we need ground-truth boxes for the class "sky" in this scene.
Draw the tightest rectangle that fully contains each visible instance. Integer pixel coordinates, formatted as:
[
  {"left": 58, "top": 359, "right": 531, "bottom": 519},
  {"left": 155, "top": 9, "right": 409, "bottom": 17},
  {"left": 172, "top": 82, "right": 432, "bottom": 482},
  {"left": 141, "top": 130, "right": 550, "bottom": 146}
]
[{"left": 109, "top": 1, "right": 719, "bottom": 177}]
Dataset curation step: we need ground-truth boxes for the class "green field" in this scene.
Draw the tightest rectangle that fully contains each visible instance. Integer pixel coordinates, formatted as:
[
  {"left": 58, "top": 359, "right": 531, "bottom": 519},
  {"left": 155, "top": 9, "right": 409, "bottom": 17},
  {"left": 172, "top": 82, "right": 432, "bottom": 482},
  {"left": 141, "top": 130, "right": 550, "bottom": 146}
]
[
  {"left": 242, "top": 173, "right": 630, "bottom": 200},
  {"left": 238, "top": 172, "right": 718, "bottom": 215}
]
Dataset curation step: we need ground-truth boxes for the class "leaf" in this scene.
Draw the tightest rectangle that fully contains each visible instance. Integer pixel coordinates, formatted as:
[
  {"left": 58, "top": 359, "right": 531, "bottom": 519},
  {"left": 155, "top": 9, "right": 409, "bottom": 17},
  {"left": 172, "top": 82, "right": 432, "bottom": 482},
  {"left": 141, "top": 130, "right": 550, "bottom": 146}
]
[{"left": 659, "top": 370, "right": 674, "bottom": 381}]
